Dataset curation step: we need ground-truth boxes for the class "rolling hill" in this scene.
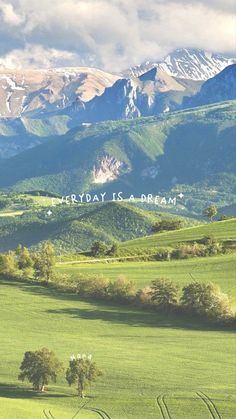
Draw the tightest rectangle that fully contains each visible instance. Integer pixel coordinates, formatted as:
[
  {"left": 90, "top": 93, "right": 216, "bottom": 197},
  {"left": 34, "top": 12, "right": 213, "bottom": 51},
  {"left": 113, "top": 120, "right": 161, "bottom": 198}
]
[
  {"left": 0, "top": 102, "right": 235, "bottom": 209},
  {"left": 0, "top": 198, "right": 200, "bottom": 252},
  {"left": 120, "top": 218, "right": 236, "bottom": 255}
]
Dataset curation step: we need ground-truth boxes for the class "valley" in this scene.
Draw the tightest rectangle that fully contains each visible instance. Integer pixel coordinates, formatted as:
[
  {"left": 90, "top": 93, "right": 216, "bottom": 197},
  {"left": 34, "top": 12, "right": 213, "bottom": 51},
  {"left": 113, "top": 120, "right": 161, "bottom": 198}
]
[
  {"left": 0, "top": 45, "right": 235, "bottom": 419},
  {"left": 0, "top": 214, "right": 235, "bottom": 418}
]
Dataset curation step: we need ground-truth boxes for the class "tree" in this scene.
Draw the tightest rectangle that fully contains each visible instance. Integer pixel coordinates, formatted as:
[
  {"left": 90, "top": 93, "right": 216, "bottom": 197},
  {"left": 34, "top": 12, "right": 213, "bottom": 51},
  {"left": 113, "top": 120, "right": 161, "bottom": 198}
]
[
  {"left": 18, "top": 348, "right": 63, "bottom": 392},
  {"left": 149, "top": 278, "right": 179, "bottom": 310},
  {"left": 33, "top": 241, "right": 55, "bottom": 284},
  {"left": 203, "top": 205, "right": 217, "bottom": 221},
  {"left": 91, "top": 240, "right": 109, "bottom": 257},
  {"left": 152, "top": 219, "right": 183, "bottom": 233},
  {"left": 107, "top": 275, "right": 135, "bottom": 302},
  {"left": 0, "top": 251, "right": 17, "bottom": 275},
  {"left": 16, "top": 245, "right": 33, "bottom": 270},
  {"left": 109, "top": 242, "right": 119, "bottom": 257},
  {"left": 66, "top": 354, "right": 102, "bottom": 398},
  {"left": 181, "top": 282, "right": 233, "bottom": 321}
]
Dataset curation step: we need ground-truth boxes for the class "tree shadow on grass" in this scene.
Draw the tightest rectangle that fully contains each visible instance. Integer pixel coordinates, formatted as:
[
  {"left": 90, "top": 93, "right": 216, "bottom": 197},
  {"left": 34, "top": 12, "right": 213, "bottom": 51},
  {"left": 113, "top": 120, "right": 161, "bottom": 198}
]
[
  {"left": 46, "top": 306, "right": 234, "bottom": 333},
  {"left": 1, "top": 278, "right": 235, "bottom": 333},
  {"left": 0, "top": 383, "right": 69, "bottom": 400}
]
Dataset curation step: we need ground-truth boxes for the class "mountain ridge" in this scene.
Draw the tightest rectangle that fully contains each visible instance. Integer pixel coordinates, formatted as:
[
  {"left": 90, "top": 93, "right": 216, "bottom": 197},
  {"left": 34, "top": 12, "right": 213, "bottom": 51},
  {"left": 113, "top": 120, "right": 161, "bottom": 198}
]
[{"left": 0, "top": 101, "right": 235, "bottom": 205}]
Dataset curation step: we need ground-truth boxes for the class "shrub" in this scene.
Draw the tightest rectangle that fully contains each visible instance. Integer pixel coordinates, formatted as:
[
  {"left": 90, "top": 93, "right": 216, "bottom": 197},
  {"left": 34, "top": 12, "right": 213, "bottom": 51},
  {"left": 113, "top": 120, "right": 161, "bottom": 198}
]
[
  {"left": 149, "top": 278, "right": 179, "bottom": 310},
  {"left": 152, "top": 219, "right": 183, "bottom": 233},
  {"left": 136, "top": 286, "right": 154, "bottom": 306},
  {"left": 155, "top": 248, "right": 171, "bottom": 261},
  {"left": 181, "top": 282, "right": 234, "bottom": 322},
  {"left": 108, "top": 242, "right": 119, "bottom": 257},
  {"left": 203, "top": 205, "right": 217, "bottom": 221},
  {"left": 91, "top": 240, "right": 110, "bottom": 257},
  {"left": 75, "top": 275, "right": 108, "bottom": 299},
  {"left": 107, "top": 275, "right": 135, "bottom": 302}
]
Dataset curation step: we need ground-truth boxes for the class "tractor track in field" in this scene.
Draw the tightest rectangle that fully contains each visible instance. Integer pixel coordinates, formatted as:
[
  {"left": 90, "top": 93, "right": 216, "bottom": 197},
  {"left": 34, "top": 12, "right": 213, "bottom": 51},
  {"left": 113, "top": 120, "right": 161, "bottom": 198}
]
[
  {"left": 85, "top": 406, "right": 111, "bottom": 419},
  {"left": 196, "top": 391, "right": 221, "bottom": 419},
  {"left": 71, "top": 401, "right": 90, "bottom": 418},
  {"left": 43, "top": 410, "right": 55, "bottom": 419},
  {"left": 156, "top": 394, "right": 172, "bottom": 419}
]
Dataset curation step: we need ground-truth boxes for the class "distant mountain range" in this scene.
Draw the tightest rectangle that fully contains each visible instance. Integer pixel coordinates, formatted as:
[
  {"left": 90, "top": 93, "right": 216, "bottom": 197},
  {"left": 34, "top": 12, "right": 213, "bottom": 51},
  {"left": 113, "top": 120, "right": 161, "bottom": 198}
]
[
  {"left": 0, "top": 48, "right": 235, "bottom": 210},
  {"left": 0, "top": 62, "right": 235, "bottom": 161},
  {"left": 0, "top": 48, "right": 235, "bottom": 120},
  {"left": 64, "top": 67, "right": 202, "bottom": 123}
]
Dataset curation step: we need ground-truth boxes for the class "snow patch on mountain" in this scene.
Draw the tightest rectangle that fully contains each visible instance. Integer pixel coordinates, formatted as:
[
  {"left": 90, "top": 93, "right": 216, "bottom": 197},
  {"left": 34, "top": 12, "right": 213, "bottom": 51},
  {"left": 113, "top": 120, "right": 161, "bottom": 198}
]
[{"left": 126, "top": 48, "right": 236, "bottom": 81}]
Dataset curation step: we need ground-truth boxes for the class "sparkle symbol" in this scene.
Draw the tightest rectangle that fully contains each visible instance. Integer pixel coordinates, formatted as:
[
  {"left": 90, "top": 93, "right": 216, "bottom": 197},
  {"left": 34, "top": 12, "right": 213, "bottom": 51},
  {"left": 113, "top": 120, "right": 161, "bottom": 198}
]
[
  {"left": 47, "top": 210, "right": 52, "bottom": 216},
  {"left": 178, "top": 193, "right": 184, "bottom": 199}
]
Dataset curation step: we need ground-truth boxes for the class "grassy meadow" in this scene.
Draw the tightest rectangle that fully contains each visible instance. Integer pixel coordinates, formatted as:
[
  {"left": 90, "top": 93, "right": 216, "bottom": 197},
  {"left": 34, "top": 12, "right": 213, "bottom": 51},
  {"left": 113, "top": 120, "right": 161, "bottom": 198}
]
[
  {"left": 0, "top": 210, "right": 235, "bottom": 418},
  {"left": 57, "top": 254, "right": 236, "bottom": 302},
  {"left": 120, "top": 219, "right": 236, "bottom": 254},
  {"left": 0, "top": 278, "right": 235, "bottom": 418}
]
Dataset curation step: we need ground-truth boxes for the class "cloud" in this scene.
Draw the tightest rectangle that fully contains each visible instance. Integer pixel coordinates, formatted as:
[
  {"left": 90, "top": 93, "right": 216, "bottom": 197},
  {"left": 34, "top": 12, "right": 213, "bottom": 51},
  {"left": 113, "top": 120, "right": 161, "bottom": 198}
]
[
  {"left": 0, "top": 0, "right": 235, "bottom": 70},
  {"left": 0, "top": 44, "right": 84, "bottom": 69},
  {"left": 0, "top": 0, "right": 23, "bottom": 25}
]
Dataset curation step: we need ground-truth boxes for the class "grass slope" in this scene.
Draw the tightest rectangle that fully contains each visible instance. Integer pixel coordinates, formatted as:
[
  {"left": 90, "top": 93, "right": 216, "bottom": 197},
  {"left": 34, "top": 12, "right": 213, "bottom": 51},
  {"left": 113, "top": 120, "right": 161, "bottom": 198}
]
[
  {"left": 57, "top": 254, "right": 236, "bottom": 302},
  {"left": 0, "top": 279, "right": 235, "bottom": 418},
  {"left": 120, "top": 219, "right": 236, "bottom": 254}
]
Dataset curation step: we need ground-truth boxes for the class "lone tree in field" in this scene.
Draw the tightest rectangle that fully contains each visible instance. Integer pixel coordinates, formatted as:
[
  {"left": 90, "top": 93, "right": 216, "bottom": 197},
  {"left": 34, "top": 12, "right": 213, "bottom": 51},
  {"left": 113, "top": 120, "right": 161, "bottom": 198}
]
[
  {"left": 33, "top": 241, "right": 55, "bottom": 284},
  {"left": 203, "top": 205, "right": 217, "bottom": 222},
  {"left": 66, "top": 354, "right": 102, "bottom": 398},
  {"left": 149, "top": 278, "right": 179, "bottom": 310},
  {"left": 18, "top": 348, "right": 63, "bottom": 392}
]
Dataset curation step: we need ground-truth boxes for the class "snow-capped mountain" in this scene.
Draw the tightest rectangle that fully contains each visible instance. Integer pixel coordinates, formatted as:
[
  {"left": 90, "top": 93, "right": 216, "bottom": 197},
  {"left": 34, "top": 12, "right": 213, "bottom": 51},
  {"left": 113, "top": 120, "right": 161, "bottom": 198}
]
[
  {"left": 183, "top": 64, "right": 236, "bottom": 108},
  {"left": 0, "top": 67, "right": 119, "bottom": 118},
  {"left": 0, "top": 48, "right": 235, "bottom": 122},
  {"left": 126, "top": 48, "right": 236, "bottom": 81}
]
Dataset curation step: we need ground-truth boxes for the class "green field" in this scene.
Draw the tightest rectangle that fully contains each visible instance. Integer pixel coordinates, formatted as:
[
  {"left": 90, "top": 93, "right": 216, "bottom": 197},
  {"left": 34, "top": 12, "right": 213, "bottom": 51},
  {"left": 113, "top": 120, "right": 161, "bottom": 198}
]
[
  {"left": 0, "top": 278, "right": 235, "bottom": 418},
  {"left": 120, "top": 219, "right": 236, "bottom": 253},
  {"left": 57, "top": 254, "right": 236, "bottom": 302}
]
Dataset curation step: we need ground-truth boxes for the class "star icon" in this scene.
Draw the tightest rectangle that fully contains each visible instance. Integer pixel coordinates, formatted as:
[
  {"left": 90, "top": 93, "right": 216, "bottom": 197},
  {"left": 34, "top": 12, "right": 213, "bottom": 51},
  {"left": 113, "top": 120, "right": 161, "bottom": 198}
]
[
  {"left": 178, "top": 193, "right": 184, "bottom": 199},
  {"left": 47, "top": 210, "right": 52, "bottom": 216}
]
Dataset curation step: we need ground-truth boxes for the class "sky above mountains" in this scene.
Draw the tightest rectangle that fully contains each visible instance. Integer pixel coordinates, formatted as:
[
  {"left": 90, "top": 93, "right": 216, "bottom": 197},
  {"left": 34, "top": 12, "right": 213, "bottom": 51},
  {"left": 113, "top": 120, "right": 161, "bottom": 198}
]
[{"left": 0, "top": 0, "right": 235, "bottom": 71}]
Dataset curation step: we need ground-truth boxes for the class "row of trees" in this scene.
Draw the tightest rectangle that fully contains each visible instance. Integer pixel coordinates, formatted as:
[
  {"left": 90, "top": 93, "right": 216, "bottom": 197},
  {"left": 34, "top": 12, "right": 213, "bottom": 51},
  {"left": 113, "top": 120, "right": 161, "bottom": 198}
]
[
  {"left": 18, "top": 348, "right": 102, "bottom": 398},
  {"left": 146, "top": 278, "right": 233, "bottom": 321},
  {"left": 0, "top": 242, "right": 55, "bottom": 284},
  {"left": 47, "top": 272, "right": 234, "bottom": 324},
  {"left": 91, "top": 235, "right": 227, "bottom": 262},
  {"left": 0, "top": 243, "right": 234, "bottom": 323}
]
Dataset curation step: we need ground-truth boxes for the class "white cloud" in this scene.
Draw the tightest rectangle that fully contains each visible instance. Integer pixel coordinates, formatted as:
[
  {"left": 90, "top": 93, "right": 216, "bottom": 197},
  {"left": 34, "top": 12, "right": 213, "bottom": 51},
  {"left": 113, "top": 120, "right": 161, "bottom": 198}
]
[
  {"left": 0, "top": 0, "right": 23, "bottom": 25},
  {"left": 0, "top": 0, "right": 235, "bottom": 70},
  {"left": 0, "top": 45, "right": 83, "bottom": 69}
]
